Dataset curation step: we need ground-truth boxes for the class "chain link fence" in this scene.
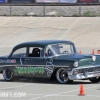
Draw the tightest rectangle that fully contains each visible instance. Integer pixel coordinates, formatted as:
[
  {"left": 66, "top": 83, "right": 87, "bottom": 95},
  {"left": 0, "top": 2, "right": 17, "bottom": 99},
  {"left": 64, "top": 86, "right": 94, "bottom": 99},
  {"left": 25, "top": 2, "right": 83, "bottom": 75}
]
[{"left": 0, "top": 5, "right": 100, "bottom": 16}]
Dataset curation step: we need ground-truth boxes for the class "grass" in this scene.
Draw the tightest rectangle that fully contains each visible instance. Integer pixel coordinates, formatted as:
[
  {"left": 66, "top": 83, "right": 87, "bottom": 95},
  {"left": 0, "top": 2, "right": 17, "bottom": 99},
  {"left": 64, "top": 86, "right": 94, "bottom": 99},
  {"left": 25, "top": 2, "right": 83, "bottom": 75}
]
[{"left": 82, "top": 11, "right": 98, "bottom": 17}]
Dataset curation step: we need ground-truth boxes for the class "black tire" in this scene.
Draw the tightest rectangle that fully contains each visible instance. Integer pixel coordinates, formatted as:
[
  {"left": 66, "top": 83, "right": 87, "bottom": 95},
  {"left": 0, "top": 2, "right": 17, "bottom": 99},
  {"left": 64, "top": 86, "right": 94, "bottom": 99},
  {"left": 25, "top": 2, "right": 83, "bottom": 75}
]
[
  {"left": 56, "top": 68, "right": 73, "bottom": 84},
  {"left": 89, "top": 77, "right": 100, "bottom": 83},
  {"left": 3, "top": 69, "right": 14, "bottom": 81}
]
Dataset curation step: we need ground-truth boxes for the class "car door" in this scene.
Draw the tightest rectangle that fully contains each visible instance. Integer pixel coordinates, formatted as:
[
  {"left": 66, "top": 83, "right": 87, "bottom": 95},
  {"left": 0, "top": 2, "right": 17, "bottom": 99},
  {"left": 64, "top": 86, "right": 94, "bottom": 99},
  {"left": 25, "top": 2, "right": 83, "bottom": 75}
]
[
  {"left": 10, "top": 47, "right": 46, "bottom": 77},
  {"left": 20, "top": 47, "right": 46, "bottom": 77},
  {"left": 44, "top": 45, "right": 55, "bottom": 77}
]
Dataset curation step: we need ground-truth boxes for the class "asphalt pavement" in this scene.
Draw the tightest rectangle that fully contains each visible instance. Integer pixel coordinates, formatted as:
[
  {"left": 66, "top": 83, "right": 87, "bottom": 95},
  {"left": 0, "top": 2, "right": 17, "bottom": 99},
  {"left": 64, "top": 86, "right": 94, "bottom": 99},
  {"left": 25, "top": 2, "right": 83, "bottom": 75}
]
[
  {"left": 0, "top": 17, "right": 100, "bottom": 100},
  {"left": 0, "top": 74, "right": 100, "bottom": 100}
]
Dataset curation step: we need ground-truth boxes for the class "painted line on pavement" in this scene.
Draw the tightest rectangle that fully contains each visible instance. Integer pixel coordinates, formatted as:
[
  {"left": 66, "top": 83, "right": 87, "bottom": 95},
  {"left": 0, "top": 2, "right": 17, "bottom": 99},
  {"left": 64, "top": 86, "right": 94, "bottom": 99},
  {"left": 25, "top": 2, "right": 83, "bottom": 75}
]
[
  {"left": 29, "top": 84, "right": 100, "bottom": 100},
  {"left": 27, "top": 94, "right": 46, "bottom": 96},
  {"left": 27, "top": 94, "right": 75, "bottom": 96},
  {"left": 0, "top": 84, "right": 29, "bottom": 90},
  {"left": 86, "top": 95, "right": 100, "bottom": 97}
]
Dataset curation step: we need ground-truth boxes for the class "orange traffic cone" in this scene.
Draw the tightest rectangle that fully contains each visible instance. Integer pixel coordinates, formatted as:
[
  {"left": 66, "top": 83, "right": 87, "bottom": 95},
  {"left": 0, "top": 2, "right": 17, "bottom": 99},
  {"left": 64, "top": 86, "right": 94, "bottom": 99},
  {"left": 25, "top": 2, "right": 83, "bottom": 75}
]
[
  {"left": 92, "top": 49, "right": 95, "bottom": 54},
  {"left": 97, "top": 50, "right": 100, "bottom": 54},
  {"left": 79, "top": 50, "right": 82, "bottom": 54},
  {"left": 79, "top": 84, "right": 85, "bottom": 96}
]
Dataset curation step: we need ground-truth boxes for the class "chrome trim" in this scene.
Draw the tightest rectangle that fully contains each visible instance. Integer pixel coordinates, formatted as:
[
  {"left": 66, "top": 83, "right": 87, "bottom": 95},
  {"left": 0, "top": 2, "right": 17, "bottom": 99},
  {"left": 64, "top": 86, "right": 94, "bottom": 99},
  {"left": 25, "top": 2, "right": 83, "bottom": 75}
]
[
  {"left": 20, "top": 58, "right": 23, "bottom": 65},
  {"left": 0, "top": 65, "right": 69, "bottom": 67},
  {"left": 67, "top": 65, "right": 100, "bottom": 80},
  {"left": 68, "top": 71, "right": 100, "bottom": 80},
  {"left": 73, "top": 65, "right": 98, "bottom": 69},
  {"left": 0, "top": 65, "right": 45, "bottom": 67},
  {"left": 71, "top": 65, "right": 100, "bottom": 74}
]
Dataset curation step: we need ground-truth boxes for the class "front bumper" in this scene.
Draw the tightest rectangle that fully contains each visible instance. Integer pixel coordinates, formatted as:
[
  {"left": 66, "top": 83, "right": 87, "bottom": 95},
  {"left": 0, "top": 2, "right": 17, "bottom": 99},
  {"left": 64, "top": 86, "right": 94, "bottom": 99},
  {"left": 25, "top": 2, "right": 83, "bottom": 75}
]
[{"left": 68, "top": 66, "right": 100, "bottom": 80}]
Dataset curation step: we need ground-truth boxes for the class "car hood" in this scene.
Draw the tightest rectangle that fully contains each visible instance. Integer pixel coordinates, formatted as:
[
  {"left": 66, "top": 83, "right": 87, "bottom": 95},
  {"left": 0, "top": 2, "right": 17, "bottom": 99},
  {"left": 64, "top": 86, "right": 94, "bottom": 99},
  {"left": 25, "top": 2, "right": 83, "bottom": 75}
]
[{"left": 54, "top": 53, "right": 92, "bottom": 60}]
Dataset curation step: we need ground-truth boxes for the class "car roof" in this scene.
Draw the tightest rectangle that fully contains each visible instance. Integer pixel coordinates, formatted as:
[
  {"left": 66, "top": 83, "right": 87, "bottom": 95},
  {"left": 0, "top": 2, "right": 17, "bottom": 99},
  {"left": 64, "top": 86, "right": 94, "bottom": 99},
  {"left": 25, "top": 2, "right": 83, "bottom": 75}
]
[{"left": 13, "top": 40, "right": 74, "bottom": 51}]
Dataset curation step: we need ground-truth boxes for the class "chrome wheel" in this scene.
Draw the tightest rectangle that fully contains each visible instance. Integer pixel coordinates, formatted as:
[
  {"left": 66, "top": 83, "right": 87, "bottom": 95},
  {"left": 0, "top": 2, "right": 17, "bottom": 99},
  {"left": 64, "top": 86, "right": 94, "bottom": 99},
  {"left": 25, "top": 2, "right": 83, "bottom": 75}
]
[
  {"left": 56, "top": 68, "right": 71, "bottom": 84},
  {"left": 3, "top": 69, "right": 13, "bottom": 81}
]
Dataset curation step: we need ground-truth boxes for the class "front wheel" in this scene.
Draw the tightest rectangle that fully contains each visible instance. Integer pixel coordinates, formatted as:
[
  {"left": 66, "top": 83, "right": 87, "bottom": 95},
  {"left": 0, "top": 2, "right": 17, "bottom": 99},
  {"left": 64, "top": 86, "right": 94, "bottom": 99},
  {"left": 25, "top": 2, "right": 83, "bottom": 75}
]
[
  {"left": 3, "top": 69, "right": 14, "bottom": 81},
  {"left": 56, "top": 68, "right": 73, "bottom": 84},
  {"left": 89, "top": 77, "right": 100, "bottom": 83}
]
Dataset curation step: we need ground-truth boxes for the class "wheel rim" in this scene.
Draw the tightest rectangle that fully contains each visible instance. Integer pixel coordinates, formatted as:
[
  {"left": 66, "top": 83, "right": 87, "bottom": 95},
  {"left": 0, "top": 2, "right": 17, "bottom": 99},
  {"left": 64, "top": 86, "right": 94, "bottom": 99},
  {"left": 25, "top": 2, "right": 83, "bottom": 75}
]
[
  {"left": 3, "top": 69, "right": 12, "bottom": 81},
  {"left": 56, "top": 68, "right": 68, "bottom": 83}
]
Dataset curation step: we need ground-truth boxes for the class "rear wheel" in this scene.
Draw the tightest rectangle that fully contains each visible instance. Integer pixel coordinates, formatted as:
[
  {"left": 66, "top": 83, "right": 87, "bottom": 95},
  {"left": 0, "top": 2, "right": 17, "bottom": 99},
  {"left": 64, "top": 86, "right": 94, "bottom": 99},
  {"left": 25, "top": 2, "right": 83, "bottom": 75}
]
[
  {"left": 3, "top": 69, "right": 14, "bottom": 81},
  {"left": 56, "top": 68, "right": 73, "bottom": 84},
  {"left": 89, "top": 77, "right": 100, "bottom": 83}
]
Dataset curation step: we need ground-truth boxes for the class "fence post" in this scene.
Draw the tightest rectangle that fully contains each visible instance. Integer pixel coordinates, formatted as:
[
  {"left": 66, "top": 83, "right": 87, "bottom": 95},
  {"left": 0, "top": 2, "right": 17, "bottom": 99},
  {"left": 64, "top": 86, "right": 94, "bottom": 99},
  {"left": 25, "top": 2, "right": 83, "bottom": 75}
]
[
  {"left": 79, "top": 3, "right": 81, "bottom": 16},
  {"left": 10, "top": 2, "right": 12, "bottom": 16},
  {"left": 43, "top": 3, "right": 45, "bottom": 16}
]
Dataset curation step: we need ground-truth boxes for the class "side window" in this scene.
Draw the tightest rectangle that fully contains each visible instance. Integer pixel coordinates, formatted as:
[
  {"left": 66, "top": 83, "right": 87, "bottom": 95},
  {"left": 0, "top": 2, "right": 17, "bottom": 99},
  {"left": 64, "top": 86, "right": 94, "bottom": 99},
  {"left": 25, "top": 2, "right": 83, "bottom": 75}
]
[
  {"left": 12, "top": 47, "right": 26, "bottom": 57},
  {"left": 59, "top": 44, "right": 72, "bottom": 54},
  {"left": 28, "top": 47, "right": 42, "bottom": 57}
]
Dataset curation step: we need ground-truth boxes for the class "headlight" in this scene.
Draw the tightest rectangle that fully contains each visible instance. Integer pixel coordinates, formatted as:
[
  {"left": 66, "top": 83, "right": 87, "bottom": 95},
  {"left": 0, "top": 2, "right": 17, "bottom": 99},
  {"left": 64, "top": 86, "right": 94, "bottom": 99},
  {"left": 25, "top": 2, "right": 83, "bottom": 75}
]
[
  {"left": 92, "top": 55, "right": 96, "bottom": 61},
  {"left": 73, "top": 61, "right": 79, "bottom": 67}
]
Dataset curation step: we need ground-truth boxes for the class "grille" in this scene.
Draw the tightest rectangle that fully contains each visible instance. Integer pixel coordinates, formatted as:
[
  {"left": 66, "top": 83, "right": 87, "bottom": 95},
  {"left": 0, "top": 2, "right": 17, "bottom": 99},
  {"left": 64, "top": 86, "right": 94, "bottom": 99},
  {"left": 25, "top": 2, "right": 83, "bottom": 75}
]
[{"left": 78, "top": 66, "right": 100, "bottom": 73}]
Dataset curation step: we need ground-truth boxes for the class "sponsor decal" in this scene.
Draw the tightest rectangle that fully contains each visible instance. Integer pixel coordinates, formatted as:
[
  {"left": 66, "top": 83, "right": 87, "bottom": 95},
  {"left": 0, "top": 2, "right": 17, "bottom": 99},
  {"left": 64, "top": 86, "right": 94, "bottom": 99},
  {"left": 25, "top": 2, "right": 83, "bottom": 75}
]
[
  {"left": 36, "top": 0, "right": 59, "bottom": 3},
  {"left": 60, "top": 0, "right": 77, "bottom": 3},
  {"left": 78, "top": 0, "right": 98, "bottom": 3},
  {"left": 11, "top": 59, "right": 16, "bottom": 63},
  {"left": 0, "top": 0, "right": 5, "bottom": 3},
  {"left": 0, "top": 59, "right": 16, "bottom": 63},
  {"left": 45, "top": 59, "right": 54, "bottom": 76},
  {"left": 14, "top": 66, "right": 45, "bottom": 75}
]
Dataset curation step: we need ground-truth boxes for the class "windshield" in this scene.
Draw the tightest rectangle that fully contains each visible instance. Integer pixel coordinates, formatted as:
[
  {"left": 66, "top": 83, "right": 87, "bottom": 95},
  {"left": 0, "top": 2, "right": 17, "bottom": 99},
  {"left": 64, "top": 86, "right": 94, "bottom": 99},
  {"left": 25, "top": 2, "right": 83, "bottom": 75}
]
[{"left": 45, "top": 43, "right": 74, "bottom": 57}]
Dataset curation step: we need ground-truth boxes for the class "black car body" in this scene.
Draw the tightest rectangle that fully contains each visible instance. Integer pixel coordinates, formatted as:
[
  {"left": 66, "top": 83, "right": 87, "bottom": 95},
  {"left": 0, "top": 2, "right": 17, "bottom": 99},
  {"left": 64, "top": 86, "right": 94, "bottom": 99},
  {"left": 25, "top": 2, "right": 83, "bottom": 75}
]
[{"left": 0, "top": 40, "right": 100, "bottom": 84}]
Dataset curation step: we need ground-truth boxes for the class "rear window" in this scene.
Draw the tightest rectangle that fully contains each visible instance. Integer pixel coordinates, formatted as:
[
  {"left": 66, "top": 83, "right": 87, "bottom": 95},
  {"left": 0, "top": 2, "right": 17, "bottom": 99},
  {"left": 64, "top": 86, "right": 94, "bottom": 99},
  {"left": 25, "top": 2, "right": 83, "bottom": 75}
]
[{"left": 12, "top": 47, "right": 26, "bottom": 57}]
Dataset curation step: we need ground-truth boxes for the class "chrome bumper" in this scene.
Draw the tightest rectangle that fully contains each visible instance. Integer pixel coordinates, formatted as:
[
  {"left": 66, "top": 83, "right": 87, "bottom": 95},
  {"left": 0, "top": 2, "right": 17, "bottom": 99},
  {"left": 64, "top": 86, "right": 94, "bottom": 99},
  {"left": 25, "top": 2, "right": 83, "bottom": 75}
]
[
  {"left": 67, "top": 66, "right": 100, "bottom": 80},
  {"left": 68, "top": 72, "right": 100, "bottom": 80}
]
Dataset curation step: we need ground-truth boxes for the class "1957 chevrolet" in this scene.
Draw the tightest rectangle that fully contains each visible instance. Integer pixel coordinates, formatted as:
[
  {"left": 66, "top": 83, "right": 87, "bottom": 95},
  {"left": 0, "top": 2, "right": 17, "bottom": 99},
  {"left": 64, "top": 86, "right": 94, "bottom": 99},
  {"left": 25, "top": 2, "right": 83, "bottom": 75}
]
[{"left": 0, "top": 40, "right": 100, "bottom": 84}]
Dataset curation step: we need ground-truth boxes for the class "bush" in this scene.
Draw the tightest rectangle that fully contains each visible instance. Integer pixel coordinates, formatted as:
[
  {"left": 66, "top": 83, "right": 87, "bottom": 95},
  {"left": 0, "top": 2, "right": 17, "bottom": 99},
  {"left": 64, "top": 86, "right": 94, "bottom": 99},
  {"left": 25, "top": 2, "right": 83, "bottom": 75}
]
[{"left": 82, "top": 11, "right": 97, "bottom": 17}]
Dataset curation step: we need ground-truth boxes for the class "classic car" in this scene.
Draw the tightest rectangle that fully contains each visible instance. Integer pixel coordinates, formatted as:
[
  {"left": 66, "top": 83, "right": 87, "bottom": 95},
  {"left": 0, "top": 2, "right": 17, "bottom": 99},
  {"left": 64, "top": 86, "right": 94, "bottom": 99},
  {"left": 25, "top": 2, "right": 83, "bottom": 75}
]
[{"left": 0, "top": 40, "right": 100, "bottom": 84}]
